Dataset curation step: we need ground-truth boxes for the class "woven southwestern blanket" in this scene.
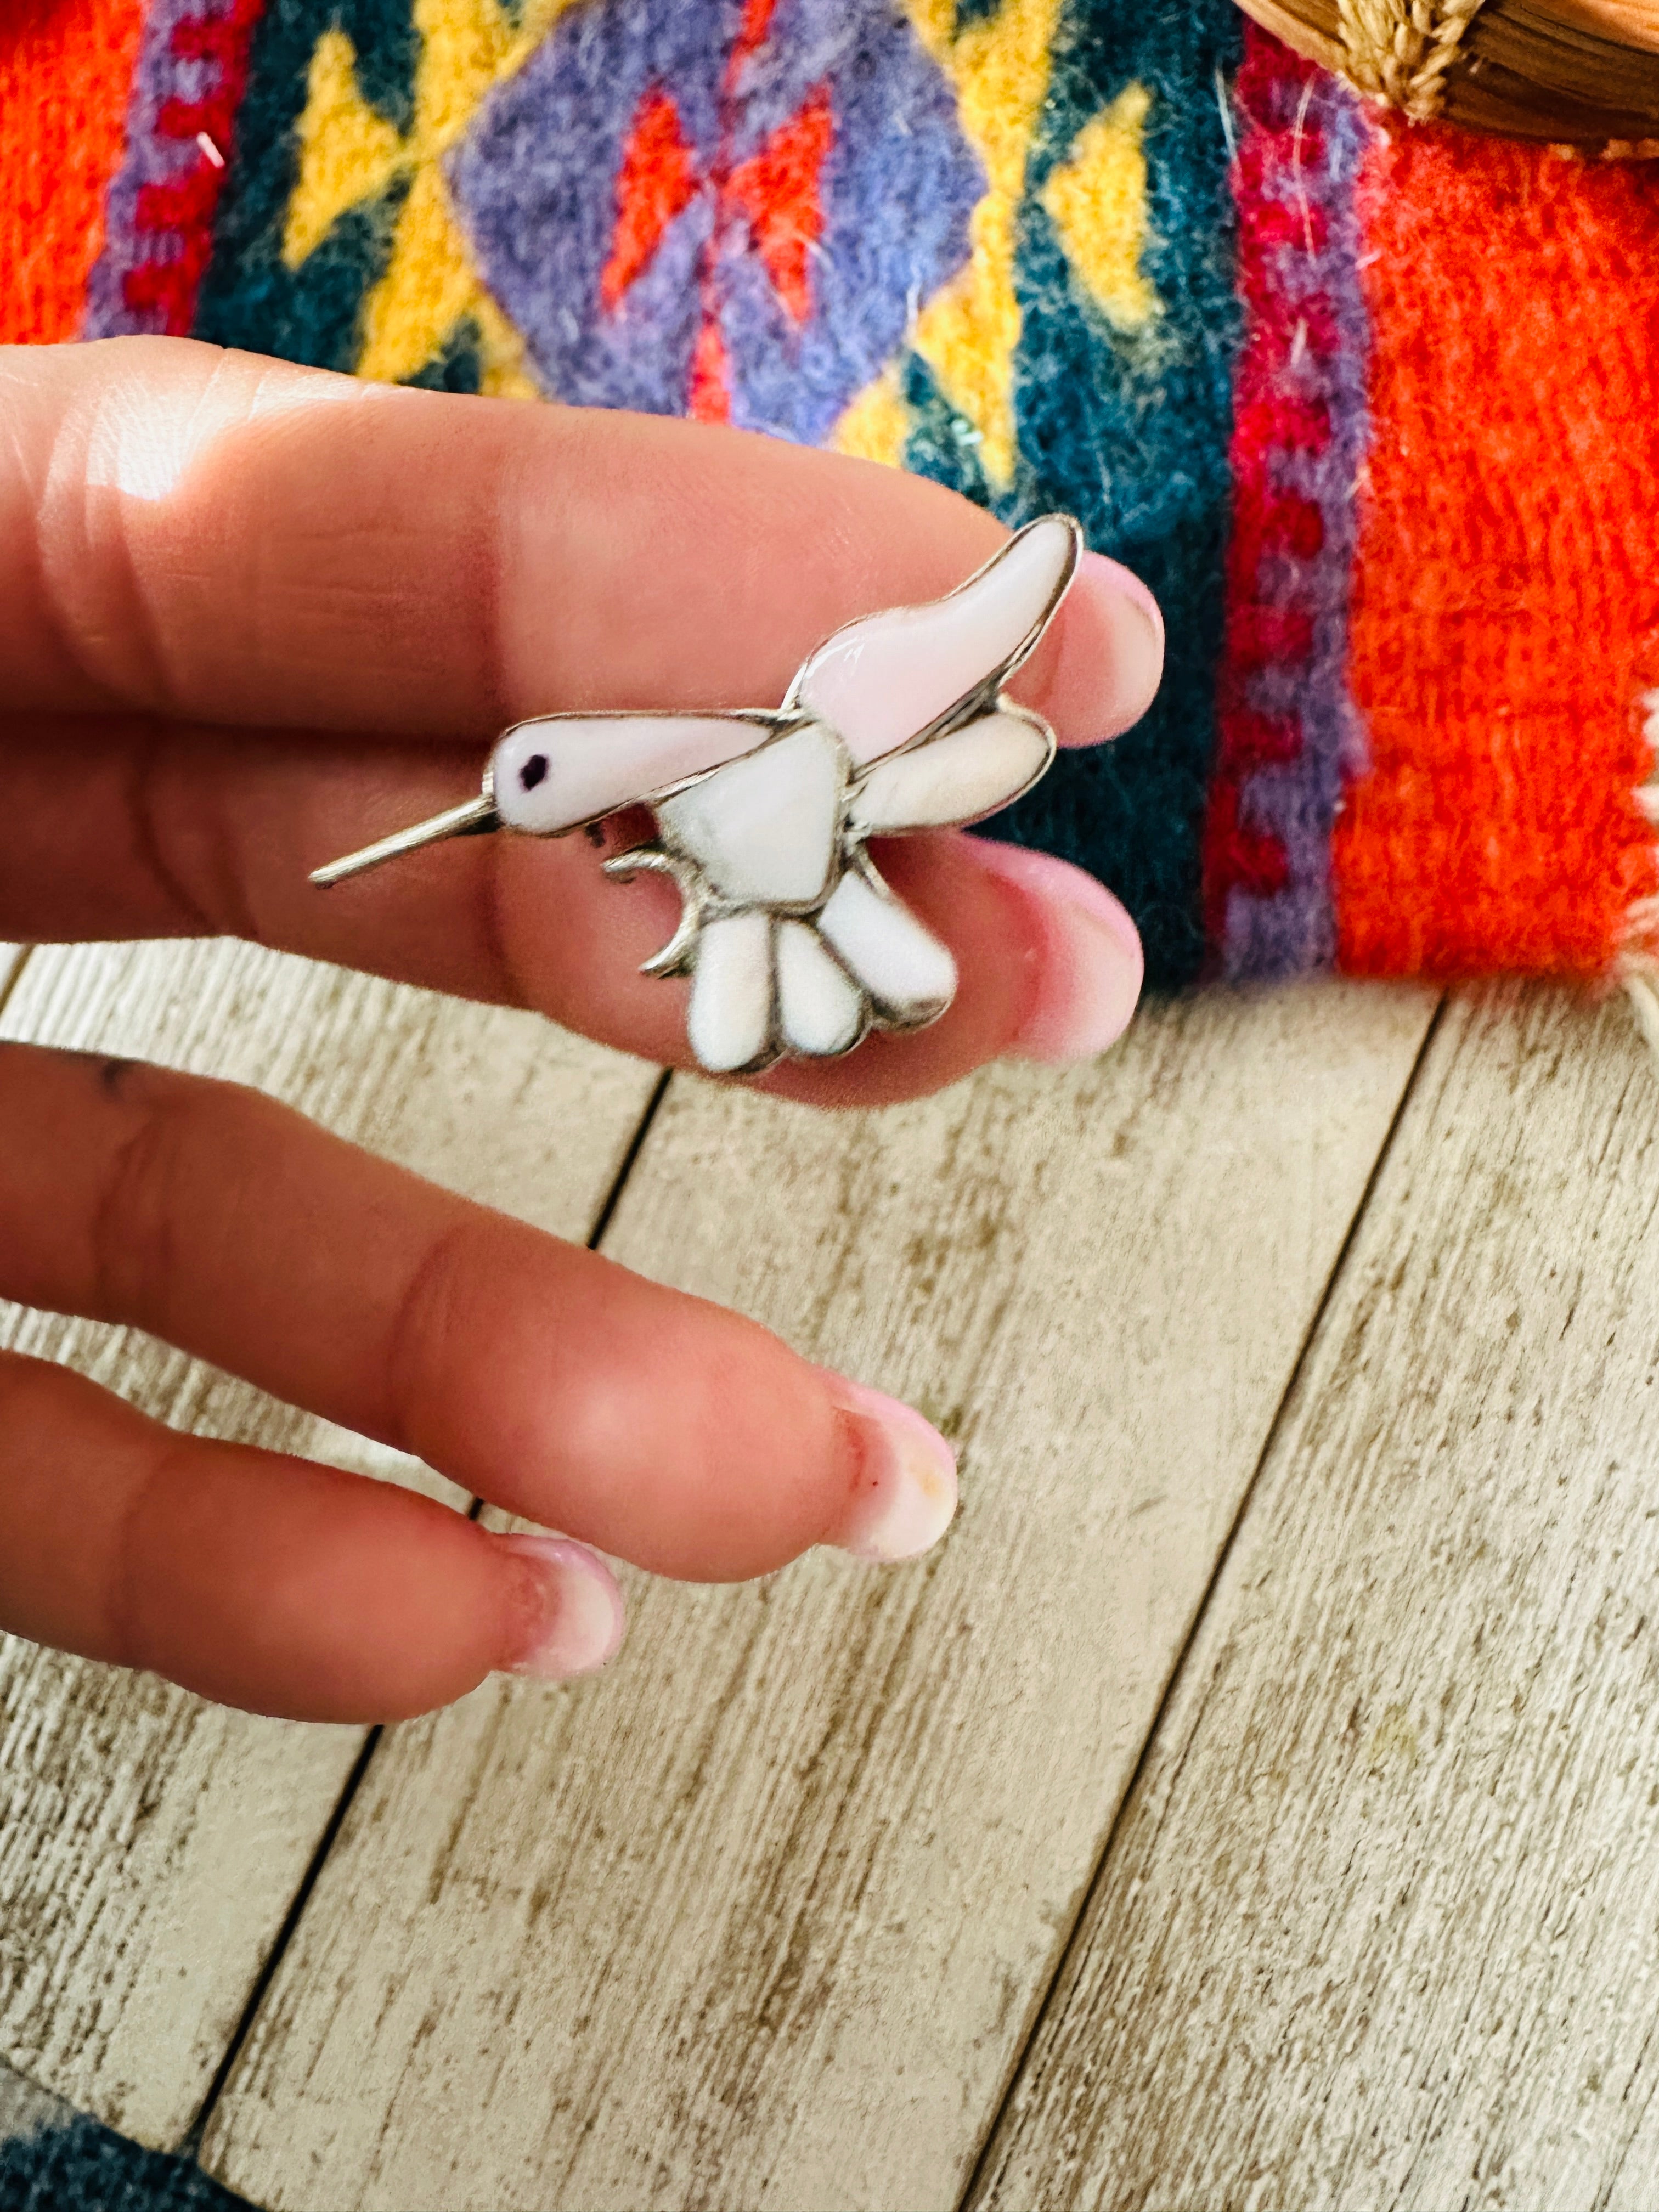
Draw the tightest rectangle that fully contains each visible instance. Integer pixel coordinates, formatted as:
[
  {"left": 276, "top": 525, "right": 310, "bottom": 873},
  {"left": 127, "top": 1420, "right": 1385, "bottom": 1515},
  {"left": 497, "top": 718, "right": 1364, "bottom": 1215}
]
[{"left": 5, "top": 0, "right": 1657, "bottom": 997}]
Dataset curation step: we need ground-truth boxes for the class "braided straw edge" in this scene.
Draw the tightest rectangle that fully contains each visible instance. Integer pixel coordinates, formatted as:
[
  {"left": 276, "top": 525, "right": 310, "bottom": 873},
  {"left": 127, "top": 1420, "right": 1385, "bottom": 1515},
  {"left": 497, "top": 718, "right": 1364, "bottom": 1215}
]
[{"left": 1336, "top": 0, "right": 1492, "bottom": 120}]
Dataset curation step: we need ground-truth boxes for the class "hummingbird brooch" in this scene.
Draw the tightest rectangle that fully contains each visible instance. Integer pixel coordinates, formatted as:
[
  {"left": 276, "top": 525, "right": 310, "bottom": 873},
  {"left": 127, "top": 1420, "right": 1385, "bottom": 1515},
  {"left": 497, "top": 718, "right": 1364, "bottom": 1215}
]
[{"left": 313, "top": 515, "right": 1081, "bottom": 1075}]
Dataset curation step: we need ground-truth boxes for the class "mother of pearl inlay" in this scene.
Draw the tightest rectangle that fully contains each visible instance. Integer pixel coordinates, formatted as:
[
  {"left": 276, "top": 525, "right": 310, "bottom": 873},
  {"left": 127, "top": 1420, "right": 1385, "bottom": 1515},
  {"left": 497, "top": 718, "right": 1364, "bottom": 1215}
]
[{"left": 314, "top": 517, "right": 1083, "bottom": 1074}]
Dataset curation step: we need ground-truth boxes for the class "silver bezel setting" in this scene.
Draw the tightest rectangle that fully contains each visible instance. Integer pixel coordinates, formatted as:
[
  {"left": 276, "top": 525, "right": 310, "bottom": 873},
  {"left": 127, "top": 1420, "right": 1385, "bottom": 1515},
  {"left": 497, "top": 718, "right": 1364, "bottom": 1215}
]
[{"left": 310, "top": 517, "right": 1085, "bottom": 1075}]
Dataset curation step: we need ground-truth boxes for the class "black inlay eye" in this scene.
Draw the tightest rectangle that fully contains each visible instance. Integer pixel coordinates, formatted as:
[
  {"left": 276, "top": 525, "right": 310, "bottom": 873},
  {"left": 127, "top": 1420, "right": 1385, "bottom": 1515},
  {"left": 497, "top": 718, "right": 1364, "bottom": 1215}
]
[{"left": 519, "top": 754, "right": 549, "bottom": 792}]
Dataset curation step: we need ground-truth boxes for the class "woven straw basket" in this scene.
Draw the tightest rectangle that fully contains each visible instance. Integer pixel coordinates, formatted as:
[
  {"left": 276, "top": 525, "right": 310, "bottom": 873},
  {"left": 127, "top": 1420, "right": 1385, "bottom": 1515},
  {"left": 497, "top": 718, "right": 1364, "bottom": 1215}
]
[{"left": 1232, "top": 0, "right": 1659, "bottom": 144}]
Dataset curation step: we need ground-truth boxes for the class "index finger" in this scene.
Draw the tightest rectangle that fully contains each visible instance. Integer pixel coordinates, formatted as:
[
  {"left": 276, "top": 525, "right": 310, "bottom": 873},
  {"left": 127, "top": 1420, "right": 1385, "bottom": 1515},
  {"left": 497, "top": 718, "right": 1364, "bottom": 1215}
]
[{"left": 0, "top": 337, "right": 1162, "bottom": 745}]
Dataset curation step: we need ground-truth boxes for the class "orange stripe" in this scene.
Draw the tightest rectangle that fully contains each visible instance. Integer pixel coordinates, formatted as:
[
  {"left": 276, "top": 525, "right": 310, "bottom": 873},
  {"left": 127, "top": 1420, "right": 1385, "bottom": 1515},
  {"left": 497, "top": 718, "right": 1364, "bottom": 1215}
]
[
  {"left": 1334, "top": 128, "right": 1659, "bottom": 979},
  {"left": 0, "top": 0, "right": 148, "bottom": 344}
]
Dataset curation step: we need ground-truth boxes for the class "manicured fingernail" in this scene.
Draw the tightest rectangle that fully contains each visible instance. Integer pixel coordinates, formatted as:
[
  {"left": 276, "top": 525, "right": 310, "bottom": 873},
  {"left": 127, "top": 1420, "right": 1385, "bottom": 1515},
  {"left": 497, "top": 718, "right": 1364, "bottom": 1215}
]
[
  {"left": 824, "top": 1377, "right": 958, "bottom": 1562},
  {"left": 500, "top": 1534, "right": 626, "bottom": 1679},
  {"left": 974, "top": 842, "right": 1144, "bottom": 1063},
  {"left": 1073, "top": 552, "right": 1165, "bottom": 737}
]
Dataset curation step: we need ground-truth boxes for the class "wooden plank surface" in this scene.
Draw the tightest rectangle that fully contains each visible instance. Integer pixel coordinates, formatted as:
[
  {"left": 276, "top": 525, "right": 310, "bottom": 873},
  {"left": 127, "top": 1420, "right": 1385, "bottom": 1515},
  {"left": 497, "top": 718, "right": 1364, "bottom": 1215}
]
[
  {"left": 0, "top": 938, "right": 660, "bottom": 2151},
  {"left": 205, "top": 979, "right": 1438, "bottom": 2212},
  {"left": 972, "top": 983, "right": 1659, "bottom": 2212}
]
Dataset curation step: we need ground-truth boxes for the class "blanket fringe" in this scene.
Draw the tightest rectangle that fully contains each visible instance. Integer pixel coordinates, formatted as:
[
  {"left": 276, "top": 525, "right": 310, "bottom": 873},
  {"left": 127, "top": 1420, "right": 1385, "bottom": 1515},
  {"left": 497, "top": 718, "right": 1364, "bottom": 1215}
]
[
  {"left": 1623, "top": 966, "right": 1659, "bottom": 1060},
  {"left": 1617, "top": 691, "right": 1659, "bottom": 1060}
]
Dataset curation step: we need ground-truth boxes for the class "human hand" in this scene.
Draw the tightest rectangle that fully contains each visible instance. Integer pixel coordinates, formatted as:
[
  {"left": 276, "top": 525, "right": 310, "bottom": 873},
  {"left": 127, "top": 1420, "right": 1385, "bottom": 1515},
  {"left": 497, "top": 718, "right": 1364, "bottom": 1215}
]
[{"left": 0, "top": 337, "right": 1160, "bottom": 1724}]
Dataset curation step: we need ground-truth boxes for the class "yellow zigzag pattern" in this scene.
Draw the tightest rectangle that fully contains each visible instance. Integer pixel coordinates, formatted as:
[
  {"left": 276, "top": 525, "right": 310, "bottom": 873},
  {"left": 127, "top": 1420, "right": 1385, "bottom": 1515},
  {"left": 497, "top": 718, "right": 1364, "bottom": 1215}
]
[
  {"left": 284, "top": 0, "right": 574, "bottom": 394},
  {"left": 830, "top": 0, "right": 1060, "bottom": 484},
  {"left": 1043, "top": 83, "right": 1160, "bottom": 334},
  {"left": 834, "top": 5, "right": 1160, "bottom": 482},
  {"left": 284, "top": 0, "right": 1161, "bottom": 447}
]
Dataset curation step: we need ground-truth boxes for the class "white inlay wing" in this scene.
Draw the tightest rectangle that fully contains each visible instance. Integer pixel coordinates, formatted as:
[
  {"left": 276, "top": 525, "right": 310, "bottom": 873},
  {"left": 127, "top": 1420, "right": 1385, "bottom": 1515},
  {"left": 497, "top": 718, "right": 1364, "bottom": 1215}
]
[
  {"left": 848, "top": 709, "right": 1055, "bottom": 834},
  {"left": 790, "top": 516, "right": 1079, "bottom": 766}
]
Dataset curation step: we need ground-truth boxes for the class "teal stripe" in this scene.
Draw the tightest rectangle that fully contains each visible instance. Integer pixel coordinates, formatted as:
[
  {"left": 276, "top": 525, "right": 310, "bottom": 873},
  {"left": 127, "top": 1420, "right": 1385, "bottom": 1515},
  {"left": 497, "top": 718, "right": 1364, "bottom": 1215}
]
[
  {"left": 956, "top": 0, "right": 1242, "bottom": 990},
  {"left": 402, "top": 315, "right": 487, "bottom": 393},
  {"left": 193, "top": 1, "right": 417, "bottom": 369},
  {"left": 901, "top": 352, "right": 996, "bottom": 514},
  {"left": 0, "top": 2108, "right": 252, "bottom": 2211}
]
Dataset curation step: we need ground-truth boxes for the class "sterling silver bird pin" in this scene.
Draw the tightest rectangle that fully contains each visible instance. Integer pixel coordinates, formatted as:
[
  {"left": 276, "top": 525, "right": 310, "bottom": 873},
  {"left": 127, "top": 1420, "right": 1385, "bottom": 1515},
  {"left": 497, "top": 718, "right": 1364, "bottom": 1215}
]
[{"left": 312, "top": 514, "right": 1081, "bottom": 1075}]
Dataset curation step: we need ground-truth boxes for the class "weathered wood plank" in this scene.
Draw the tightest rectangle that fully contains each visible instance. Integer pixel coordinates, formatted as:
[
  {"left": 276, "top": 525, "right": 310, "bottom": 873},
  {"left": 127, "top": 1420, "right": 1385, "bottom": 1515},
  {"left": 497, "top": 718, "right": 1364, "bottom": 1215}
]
[
  {"left": 972, "top": 984, "right": 1659, "bottom": 2212},
  {"left": 0, "top": 939, "right": 660, "bottom": 2150},
  {"left": 205, "top": 979, "right": 1437, "bottom": 2212}
]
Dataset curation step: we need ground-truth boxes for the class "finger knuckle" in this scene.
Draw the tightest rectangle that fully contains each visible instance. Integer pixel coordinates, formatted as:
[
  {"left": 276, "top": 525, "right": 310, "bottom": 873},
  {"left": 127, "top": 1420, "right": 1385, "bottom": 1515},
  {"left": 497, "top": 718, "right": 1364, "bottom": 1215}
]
[
  {"left": 88, "top": 1063, "right": 249, "bottom": 1326},
  {"left": 382, "top": 1217, "right": 484, "bottom": 1458}
]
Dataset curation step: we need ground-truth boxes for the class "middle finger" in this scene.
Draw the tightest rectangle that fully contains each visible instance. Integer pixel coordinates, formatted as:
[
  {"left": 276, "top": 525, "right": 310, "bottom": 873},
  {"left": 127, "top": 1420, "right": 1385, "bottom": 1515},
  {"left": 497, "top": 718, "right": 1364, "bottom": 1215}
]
[{"left": 0, "top": 1040, "right": 958, "bottom": 1579}]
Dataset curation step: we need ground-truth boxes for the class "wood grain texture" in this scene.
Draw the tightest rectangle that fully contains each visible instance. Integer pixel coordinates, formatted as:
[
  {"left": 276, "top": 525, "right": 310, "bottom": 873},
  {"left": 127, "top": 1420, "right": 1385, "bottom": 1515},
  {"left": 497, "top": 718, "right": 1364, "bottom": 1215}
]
[
  {"left": 0, "top": 938, "right": 659, "bottom": 2149},
  {"left": 204, "top": 980, "right": 1437, "bottom": 2212},
  {"left": 973, "top": 984, "right": 1659, "bottom": 2212}
]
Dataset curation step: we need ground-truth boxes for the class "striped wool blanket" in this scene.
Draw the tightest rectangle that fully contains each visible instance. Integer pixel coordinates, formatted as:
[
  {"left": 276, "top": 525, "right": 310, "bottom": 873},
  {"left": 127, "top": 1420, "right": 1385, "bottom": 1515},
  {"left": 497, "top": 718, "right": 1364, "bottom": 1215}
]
[{"left": 7, "top": 0, "right": 1656, "bottom": 999}]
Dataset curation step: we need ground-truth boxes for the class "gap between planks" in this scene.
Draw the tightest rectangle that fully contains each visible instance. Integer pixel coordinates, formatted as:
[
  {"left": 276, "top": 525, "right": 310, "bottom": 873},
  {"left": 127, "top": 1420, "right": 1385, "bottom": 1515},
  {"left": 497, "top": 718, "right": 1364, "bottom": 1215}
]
[
  {"left": 0, "top": 937, "right": 664, "bottom": 2149},
  {"left": 955, "top": 993, "right": 1447, "bottom": 2212},
  {"left": 179, "top": 1062, "right": 676, "bottom": 2160},
  {"left": 972, "top": 981, "right": 1659, "bottom": 2212},
  {"left": 201, "top": 977, "right": 1439, "bottom": 2212}
]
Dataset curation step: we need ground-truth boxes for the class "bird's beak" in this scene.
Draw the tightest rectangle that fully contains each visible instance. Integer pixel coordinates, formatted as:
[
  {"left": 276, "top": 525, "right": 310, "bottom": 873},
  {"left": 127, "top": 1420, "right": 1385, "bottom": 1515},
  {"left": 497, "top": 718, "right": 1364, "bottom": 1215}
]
[{"left": 309, "top": 791, "right": 501, "bottom": 888}]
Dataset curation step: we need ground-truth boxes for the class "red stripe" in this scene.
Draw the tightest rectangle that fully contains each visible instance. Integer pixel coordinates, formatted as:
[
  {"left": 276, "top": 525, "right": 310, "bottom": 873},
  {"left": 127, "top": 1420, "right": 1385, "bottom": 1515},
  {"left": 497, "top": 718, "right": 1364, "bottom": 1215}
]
[
  {"left": 1335, "top": 127, "right": 1659, "bottom": 979},
  {"left": 125, "top": 0, "right": 266, "bottom": 337},
  {"left": 0, "top": 0, "right": 148, "bottom": 343}
]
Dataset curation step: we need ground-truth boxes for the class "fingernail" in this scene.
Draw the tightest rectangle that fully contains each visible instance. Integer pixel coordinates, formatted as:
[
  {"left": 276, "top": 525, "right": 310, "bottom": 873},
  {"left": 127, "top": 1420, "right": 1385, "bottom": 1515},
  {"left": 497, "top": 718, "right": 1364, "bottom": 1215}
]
[
  {"left": 1073, "top": 552, "right": 1165, "bottom": 738},
  {"left": 500, "top": 1534, "right": 627, "bottom": 1679},
  {"left": 974, "top": 842, "right": 1144, "bottom": 1063},
  {"left": 823, "top": 1377, "right": 958, "bottom": 1562}
]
